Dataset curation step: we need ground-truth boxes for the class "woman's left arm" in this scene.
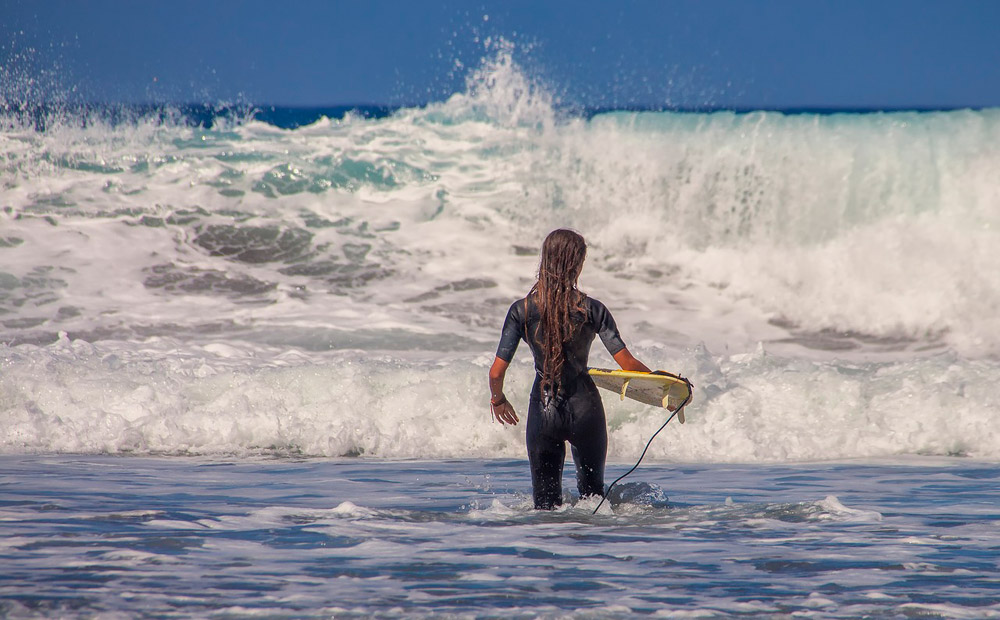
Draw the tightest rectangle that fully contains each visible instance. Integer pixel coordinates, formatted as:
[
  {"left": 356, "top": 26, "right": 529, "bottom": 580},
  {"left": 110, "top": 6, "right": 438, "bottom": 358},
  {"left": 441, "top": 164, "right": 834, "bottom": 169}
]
[
  {"left": 613, "top": 347, "right": 651, "bottom": 373},
  {"left": 613, "top": 346, "right": 690, "bottom": 410}
]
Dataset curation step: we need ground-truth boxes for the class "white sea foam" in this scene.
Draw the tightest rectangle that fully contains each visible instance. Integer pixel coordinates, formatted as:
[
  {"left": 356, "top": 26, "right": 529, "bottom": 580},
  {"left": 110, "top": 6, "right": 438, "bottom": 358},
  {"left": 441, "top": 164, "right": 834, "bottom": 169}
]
[
  {"left": 2, "top": 49, "right": 999, "bottom": 461},
  {"left": 2, "top": 336, "right": 998, "bottom": 461}
]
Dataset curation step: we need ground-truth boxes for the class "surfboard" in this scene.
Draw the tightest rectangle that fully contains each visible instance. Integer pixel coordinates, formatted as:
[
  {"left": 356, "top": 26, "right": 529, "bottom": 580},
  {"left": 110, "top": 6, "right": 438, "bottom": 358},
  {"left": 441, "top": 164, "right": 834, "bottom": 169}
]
[{"left": 587, "top": 368, "right": 692, "bottom": 423}]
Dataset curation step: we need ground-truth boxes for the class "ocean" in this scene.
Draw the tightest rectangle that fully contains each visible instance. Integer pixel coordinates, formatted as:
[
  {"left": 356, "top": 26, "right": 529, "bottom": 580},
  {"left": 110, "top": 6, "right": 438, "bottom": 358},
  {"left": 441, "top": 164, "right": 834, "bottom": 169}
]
[{"left": 2, "top": 47, "right": 1000, "bottom": 617}]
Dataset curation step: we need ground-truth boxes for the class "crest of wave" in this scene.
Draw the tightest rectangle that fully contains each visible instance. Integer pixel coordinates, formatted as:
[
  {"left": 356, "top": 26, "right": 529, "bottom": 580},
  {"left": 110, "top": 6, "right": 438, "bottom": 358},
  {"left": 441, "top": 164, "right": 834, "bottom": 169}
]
[
  {"left": 422, "top": 38, "right": 556, "bottom": 130},
  {"left": 0, "top": 41, "right": 254, "bottom": 176}
]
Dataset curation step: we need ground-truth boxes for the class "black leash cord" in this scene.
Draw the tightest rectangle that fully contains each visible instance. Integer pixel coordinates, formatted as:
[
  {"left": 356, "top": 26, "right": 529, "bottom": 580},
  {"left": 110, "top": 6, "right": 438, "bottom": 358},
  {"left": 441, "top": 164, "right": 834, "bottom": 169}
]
[{"left": 592, "top": 379, "right": 693, "bottom": 515}]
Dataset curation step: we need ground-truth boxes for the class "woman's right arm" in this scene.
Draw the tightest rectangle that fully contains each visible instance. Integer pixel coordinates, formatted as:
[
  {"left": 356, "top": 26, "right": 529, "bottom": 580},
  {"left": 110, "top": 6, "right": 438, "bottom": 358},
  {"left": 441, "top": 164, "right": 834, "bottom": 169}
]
[{"left": 488, "top": 356, "right": 519, "bottom": 425}]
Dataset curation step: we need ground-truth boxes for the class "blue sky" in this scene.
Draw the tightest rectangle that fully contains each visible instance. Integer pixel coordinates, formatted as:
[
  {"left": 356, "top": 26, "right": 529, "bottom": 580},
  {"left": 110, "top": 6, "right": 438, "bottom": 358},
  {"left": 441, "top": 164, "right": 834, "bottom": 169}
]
[{"left": 3, "top": 0, "right": 999, "bottom": 110}]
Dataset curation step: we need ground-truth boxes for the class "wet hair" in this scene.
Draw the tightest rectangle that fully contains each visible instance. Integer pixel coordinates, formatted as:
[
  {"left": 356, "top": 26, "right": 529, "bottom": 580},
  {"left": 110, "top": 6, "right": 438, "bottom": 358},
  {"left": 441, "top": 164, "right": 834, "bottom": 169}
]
[{"left": 529, "top": 229, "right": 588, "bottom": 396}]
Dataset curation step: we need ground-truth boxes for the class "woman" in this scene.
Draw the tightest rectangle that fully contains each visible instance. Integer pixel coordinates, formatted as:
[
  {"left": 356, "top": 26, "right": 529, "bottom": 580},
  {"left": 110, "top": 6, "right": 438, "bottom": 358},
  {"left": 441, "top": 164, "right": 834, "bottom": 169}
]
[{"left": 488, "top": 229, "right": 651, "bottom": 510}]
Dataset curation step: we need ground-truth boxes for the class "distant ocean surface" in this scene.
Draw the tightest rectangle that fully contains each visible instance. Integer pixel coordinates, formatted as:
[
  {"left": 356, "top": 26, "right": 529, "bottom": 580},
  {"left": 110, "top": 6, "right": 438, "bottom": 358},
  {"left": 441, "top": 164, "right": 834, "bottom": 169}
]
[{"left": 3, "top": 47, "right": 1000, "bottom": 618}]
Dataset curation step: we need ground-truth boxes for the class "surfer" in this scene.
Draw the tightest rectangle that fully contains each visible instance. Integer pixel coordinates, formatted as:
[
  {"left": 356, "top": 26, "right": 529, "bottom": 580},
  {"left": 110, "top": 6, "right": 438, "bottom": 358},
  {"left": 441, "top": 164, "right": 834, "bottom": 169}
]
[{"left": 488, "top": 229, "right": 652, "bottom": 510}]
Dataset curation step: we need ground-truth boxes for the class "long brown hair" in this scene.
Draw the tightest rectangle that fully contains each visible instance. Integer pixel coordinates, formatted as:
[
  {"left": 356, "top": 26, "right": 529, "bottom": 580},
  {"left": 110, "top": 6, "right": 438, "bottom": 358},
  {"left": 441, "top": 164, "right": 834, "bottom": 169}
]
[{"left": 530, "top": 229, "right": 588, "bottom": 396}]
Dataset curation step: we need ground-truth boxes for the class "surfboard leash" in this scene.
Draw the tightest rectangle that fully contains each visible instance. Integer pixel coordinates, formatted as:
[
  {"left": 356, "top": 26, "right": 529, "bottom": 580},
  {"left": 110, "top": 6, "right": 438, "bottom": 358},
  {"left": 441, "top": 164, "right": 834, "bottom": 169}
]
[{"left": 592, "top": 374, "right": 694, "bottom": 515}]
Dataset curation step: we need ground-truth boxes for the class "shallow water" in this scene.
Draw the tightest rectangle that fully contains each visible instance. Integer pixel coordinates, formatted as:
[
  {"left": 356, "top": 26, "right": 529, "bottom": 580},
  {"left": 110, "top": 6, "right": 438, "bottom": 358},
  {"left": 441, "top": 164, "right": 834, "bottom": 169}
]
[{"left": 2, "top": 455, "right": 998, "bottom": 618}]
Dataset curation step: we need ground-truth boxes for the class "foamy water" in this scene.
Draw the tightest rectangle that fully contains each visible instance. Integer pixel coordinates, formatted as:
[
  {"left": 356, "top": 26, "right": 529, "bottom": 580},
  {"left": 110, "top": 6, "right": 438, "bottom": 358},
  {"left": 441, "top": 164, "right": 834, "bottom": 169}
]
[
  {"left": 3, "top": 336, "right": 998, "bottom": 462},
  {"left": 2, "top": 47, "right": 1000, "bottom": 461}
]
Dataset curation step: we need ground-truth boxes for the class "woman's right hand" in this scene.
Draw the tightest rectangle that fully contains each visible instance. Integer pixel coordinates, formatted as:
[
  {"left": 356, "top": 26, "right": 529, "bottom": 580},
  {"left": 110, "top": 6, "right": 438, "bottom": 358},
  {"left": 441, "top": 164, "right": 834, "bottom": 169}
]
[{"left": 491, "top": 401, "right": 519, "bottom": 425}]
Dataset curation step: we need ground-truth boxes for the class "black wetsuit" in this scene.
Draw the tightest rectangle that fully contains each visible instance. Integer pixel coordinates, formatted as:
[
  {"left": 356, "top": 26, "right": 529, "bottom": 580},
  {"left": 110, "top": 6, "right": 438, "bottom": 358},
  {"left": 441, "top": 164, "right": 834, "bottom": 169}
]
[{"left": 495, "top": 295, "right": 627, "bottom": 509}]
